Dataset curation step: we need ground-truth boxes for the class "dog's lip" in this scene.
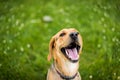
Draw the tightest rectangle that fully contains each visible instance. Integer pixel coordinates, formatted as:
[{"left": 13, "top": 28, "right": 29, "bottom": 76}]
[{"left": 61, "top": 43, "right": 80, "bottom": 63}]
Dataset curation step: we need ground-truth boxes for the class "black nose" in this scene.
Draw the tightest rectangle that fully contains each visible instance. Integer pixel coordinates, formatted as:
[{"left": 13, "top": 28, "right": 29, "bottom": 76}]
[{"left": 70, "top": 32, "right": 78, "bottom": 41}]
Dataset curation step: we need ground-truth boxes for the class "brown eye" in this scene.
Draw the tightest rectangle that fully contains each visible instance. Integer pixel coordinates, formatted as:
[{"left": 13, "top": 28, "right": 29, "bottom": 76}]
[
  {"left": 60, "top": 33, "right": 65, "bottom": 37},
  {"left": 76, "top": 32, "right": 79, "bottom": 36}
]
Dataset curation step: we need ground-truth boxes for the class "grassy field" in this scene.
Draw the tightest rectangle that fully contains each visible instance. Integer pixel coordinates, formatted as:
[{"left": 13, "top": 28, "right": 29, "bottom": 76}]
[{"left": 0, "top": 0, "right": 120, "bottom": 80}]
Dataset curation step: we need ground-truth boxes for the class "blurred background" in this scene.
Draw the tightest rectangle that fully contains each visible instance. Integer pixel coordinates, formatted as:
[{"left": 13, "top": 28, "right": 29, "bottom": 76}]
[{"left": 0, "top": 0, "right": 120, "bottom": 80}]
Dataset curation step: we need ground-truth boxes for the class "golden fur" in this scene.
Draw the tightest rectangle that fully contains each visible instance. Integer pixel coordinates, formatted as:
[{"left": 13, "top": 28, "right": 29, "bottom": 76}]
[{"left": 47, "top": 28, "right": 83, "bottom": 80}]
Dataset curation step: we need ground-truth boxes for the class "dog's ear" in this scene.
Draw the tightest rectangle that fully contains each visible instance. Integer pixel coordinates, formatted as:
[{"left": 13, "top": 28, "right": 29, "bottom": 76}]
[{"left": 47, "top": 36, "right": 55, "bottom": 61}]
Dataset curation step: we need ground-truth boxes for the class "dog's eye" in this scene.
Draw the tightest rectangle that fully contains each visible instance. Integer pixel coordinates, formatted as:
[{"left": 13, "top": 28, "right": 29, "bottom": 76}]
[
  {"left": 60, "top": 33, "right": 66, "bottom": 37},
  {"left": 76, "top": 32, "right": 79, "bottom": 35}
]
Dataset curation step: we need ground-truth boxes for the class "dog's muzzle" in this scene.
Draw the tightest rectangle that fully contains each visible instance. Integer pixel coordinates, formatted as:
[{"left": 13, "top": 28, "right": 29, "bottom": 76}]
[{"left": 61, "top": 32, "right": 80, "bottom": 63}]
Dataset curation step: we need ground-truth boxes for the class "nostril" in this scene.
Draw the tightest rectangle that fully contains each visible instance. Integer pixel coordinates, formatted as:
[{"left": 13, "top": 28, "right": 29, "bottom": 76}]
[
  {"left": 75, "top": 33, "right": 78, "bottom": 36},
  {"left": 70, "top": 33, "right": 74, "bottom": 37},
  {"left": 70, "top": 32, "right": 78, "bottom": 39}
]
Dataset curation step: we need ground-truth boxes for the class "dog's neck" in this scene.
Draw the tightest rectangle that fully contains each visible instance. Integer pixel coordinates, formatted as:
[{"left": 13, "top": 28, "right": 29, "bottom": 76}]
[
  {"left": 54, "top": 59, "right": 79, "bottom": 77},
  {"left": 55, "top": 66, "right": 78, "bottom": 80}
]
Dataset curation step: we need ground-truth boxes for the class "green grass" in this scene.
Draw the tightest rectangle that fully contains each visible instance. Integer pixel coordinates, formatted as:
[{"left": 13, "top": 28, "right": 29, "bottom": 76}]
[{"left": 0, "top": 0, "right": 120, "bottom": 80}]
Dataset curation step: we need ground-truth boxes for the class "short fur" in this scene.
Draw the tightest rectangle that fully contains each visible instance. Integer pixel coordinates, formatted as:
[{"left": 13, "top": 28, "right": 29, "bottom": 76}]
[{"left": 47, "top": 28, "right": 83, "bottom": 80}]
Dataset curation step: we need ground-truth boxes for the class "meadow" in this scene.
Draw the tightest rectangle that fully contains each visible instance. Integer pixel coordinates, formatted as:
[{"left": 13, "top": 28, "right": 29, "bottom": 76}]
[{"left": 0, "top": 0, "right": 120, "bottom": 80}]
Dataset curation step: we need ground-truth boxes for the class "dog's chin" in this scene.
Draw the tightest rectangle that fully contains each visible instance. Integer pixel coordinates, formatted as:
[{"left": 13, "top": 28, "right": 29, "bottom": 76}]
[{"left": 61, "top": 42, "right": 80, "bottom": 63}]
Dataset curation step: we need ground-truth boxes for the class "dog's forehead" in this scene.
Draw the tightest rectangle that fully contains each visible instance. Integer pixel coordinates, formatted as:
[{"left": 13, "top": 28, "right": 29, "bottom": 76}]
[
  {"left": 59, "top": 28, "right": 77, "bottom": 33},
  {"left": 54, "top": 28, "right": 78, "bottom": 38}
]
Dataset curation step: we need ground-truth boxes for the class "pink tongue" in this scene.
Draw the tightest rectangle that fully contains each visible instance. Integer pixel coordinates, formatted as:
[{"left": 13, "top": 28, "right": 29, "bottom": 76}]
[{"left": 65, "top": 48, "right": 78, "bottom": 60}]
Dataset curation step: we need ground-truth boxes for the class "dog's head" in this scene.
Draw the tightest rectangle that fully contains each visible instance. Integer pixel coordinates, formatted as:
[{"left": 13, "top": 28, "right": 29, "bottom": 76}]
[{"left": 48, "top": 28, "right": 83, "bottom": 63}]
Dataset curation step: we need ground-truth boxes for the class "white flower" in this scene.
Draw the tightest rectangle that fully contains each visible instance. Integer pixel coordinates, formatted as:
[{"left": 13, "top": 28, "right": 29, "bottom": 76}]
[
  {"left": 20, "top": 47, "right": 24, "bottom": 52},
  {"left": 43, "top": 15, "right": 53, "bottom": 22},
  {"left": 27, "top": 44, "right": 31, "bottom": 48},
  {"left": 118, "top": 76, "right": 120, "bottom": 80},
  {"left": 89, "top": 75, "right": 93, "bottom": 79}
]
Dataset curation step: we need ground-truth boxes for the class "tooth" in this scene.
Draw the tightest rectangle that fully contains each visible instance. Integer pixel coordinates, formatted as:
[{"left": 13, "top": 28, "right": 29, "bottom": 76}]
[{"left": 65, "top": 50, "right": 69, "bottom": 55}]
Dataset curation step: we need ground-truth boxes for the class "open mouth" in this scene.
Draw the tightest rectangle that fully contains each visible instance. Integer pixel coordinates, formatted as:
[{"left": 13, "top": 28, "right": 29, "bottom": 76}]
[{"left": 61, "top": 42, "right": 80, "bottom": 63}]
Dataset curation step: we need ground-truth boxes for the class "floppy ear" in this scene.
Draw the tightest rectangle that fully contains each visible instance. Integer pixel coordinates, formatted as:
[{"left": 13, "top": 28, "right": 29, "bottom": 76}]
[{"left": 47, "top": 36, "right": 55, "bottom": 61}]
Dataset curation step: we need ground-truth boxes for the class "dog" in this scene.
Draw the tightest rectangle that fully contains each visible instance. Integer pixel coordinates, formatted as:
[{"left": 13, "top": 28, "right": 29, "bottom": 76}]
[{"left": 47, "top": 28, "right": 83, "bottom": 80}]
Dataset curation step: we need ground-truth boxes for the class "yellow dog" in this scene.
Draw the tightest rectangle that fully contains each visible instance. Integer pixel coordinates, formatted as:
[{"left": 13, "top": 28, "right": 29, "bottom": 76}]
[{"left": 47, "top": 28, "right": 83, "bottom": 80}]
